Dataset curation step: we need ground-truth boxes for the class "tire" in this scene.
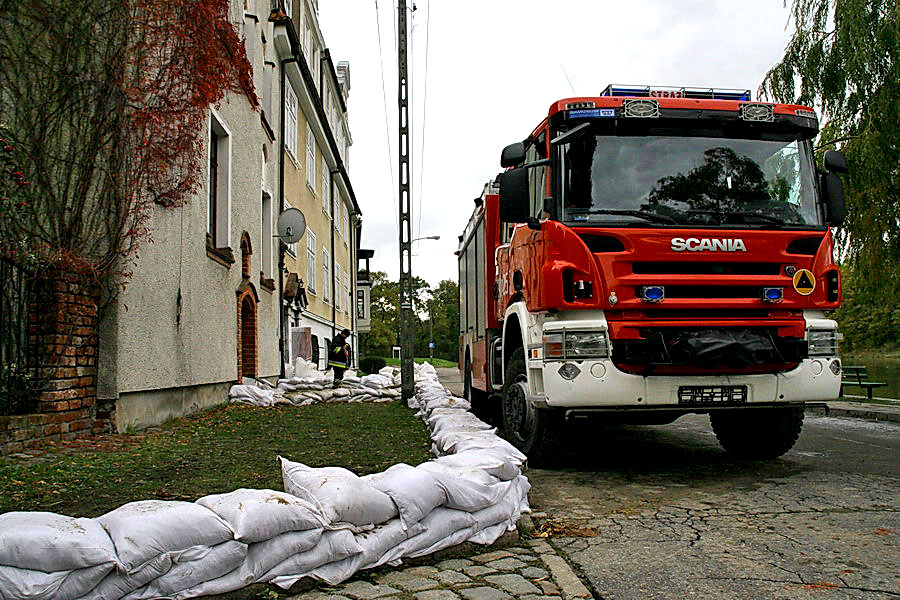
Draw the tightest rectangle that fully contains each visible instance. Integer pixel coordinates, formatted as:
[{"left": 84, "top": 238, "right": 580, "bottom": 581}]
[
  {"left": 710, "top": 407, "right": 804, "bottom": 460},
  {"left": 501, "top": 348, "right": 560, "bottom": 465}
]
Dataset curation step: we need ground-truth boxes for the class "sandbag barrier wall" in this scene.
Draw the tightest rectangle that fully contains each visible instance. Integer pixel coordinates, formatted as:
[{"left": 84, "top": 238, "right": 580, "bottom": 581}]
[{"left": 0, "top": 362, "right": 531, "bottom": 600}]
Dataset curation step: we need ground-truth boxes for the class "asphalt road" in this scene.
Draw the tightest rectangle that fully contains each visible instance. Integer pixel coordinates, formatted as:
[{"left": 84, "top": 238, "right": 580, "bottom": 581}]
[
  {"left": 528, "top": 415, "right": 900, "bottom": 600},
  {"left": 434, "top": 368, "right": 900, "bottom": 599}
]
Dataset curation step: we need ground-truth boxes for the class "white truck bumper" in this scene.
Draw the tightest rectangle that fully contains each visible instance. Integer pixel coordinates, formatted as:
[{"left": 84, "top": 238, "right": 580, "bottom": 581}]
[{"left": 537, "top": 356, "right": 841, "bottom": 408}]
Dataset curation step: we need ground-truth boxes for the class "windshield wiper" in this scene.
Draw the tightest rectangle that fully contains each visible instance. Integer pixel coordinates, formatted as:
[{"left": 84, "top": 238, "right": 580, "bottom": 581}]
[
  {"left": 681, "top": 209, "right": 786, "bottom": 227},
  {"left": 571, "top": 209, "right": 678, "bottom": 225}
]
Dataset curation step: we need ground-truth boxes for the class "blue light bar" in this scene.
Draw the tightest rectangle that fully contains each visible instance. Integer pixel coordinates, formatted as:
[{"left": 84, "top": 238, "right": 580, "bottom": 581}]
[{"left": 601, "top": 84, "right": 751, "bottom": 102}]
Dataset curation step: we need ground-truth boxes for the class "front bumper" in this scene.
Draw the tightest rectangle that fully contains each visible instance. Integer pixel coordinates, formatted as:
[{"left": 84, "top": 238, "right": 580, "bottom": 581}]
[{"left": 534, "top": 356, "right": 841, "bottom": 408}]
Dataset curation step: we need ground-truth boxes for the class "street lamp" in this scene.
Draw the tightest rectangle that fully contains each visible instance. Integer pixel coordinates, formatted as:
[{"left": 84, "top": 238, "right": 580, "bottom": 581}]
[{"left": 412, "top": 235, "right": 440, "bottom": 243}]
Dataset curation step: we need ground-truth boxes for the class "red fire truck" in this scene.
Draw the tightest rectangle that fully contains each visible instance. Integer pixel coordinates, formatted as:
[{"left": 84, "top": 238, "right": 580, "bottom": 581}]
[{"left": 458, "top": 85, "right": 848, "bottom": 463}]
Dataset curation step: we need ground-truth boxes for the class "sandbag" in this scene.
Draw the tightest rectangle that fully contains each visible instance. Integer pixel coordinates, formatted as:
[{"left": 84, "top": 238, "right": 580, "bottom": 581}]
[
  {"left": 279, "top": 457, "right": 398, "bottom": 527},
  {"left": 96, "top": 501, "right": 234, "bottom": 573},
  {"left": 261, "top": 529, "right": 363, "bottom": 587},
  {"left": 467, "top": 521, "right": 513, "bottom": 545},
  {"left": 0, "top": 512, "right": 117, "bottom": 573},
  {"left": 362, "top": 464, "right": 445, "bottom": 530},
  {"left": 309, "top": 519, "right": 423, "bottom": 585},
  {"left": 196, "top": 489, "right": 326, "bottom": 543},
  {"left": 417, "top": 462, "right": 515, "bottom": 512},
  {"left": 433, "top": 449, "right": 521, "bottom": 481},
  {"left": 75, "top": 554, "right": 173, "bottom": 600},
  {"left": 394, "top": 507, "right": 477, "bottom": 559},
  {"left": 0, "top": 563, "right": 113, "bottom": 600},
  {"left": 126, "top": 540, "right": 247, "bottom": 599}
]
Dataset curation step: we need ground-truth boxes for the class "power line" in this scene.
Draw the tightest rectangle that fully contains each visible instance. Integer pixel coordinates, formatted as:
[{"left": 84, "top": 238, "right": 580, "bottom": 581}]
[
  {"left": 374, "top": 0, "right": 399, "bottom": 230},
  {"left": 415, "top": 0, "right": 431, "bottom": 247}
]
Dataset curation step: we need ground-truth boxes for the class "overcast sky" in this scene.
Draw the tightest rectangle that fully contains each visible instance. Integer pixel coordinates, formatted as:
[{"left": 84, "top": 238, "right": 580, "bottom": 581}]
[{"left": 318, "top": 1, "right": 797, "bottom": 287}]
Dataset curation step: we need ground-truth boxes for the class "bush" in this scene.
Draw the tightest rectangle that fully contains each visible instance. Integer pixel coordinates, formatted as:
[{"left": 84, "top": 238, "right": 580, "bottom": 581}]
[{"left": 358, "top": 357, "right": 387, "bottom": 375}]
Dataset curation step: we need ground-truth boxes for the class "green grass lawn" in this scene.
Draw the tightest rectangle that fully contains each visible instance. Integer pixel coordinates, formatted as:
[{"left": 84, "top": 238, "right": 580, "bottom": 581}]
[
  {"left": 384, "top": 357, "right": 457, "bottom": 368},
  {"left": 0, "top": 402, "right": 432, "bottom": 518}
]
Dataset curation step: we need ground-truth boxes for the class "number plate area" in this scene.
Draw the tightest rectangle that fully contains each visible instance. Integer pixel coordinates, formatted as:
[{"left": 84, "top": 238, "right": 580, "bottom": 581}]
[{"left": 678, "top": 385, "right": 748, "bottom": 405}]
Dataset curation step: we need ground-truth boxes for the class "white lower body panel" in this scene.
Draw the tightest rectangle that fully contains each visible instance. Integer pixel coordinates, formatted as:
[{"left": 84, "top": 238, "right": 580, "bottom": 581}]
[{"left": 537, "top": 357, "right": 841, "bottom": 408}]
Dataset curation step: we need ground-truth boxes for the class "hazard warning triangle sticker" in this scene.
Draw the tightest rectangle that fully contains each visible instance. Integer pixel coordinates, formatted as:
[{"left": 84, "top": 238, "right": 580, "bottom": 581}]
[{"left": 792, "top": 269, "right": 816, "bottom": 295}]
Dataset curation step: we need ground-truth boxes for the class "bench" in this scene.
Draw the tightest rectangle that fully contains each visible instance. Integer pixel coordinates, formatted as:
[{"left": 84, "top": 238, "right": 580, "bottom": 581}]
[{"left": 840, "top": 365, "right": 888, "bottom": 400}]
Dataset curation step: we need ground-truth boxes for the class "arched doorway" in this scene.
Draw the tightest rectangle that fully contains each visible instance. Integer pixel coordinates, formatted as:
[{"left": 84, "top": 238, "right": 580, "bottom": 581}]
[
  {"left": 236, "top": 279, "right": 259, "bottom": 381},
  {"left": 240, "top": 295, "right": 257, "bottom": 379}
]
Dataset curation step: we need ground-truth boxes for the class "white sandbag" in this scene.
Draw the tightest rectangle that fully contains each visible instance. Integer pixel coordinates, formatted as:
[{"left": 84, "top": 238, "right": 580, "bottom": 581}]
[
  {"left": 404, "top": 524, "right": 474, "bottom": 559},
  {"left": 75, "top": 554, "right": 172, "bottom": 600},
  {"left": 174, "top": 526, "right": 322, "bottom": 600},
  {"left": 195, "top": 489, "right": 327, "bottom": 543},
  {"left": 292, "top": 358, "right": 320, "bottom": 378},
  {"left": 427, "top": 412, "right": 493, "bottom": 435},
  {"left": 451, "top": 436, "right": 527, "bottom": 464},
  {"left": 467, "top": 521, "right": 513, "bottom": 545},
  {"left": 0, "top": 512, "right": 117, "bottom": 572},
  {"left": 279, "top": 457, "right": 398, "bottom": 527},
  {"left": 309, "top": 519, "right": 423, "bottom": 585},
  {"left": 0, "top": 563, "right": 113, "bottom": 600},
  {"left": 394, "top": 507, "right": 477, "bottom": 559},
  {"left": 431, "top": 430, "right": 499, "bottom": 454},
  {"left": 433, "top": 449, "right": 521, "bottom": 481},
  {"left": 131, "top": 540, "right": 247, "bottom": 599},
  {"left": 417, "top": 462, "right": 515, "bottom": 512},
  {"left": 261, "top": 529, "right": 363, "bottom": 587},
  {"left": 96, "top": 500, "right": 234, "bottom": 573},
  {"left": 360, "top": 374, "right": 392, "bottom": 388},
  {"left": 362, "top": 464, "right": 446, "bottom": 529},
  {"left": 229, "top": 384, "right": 279, "bottom": 406}
]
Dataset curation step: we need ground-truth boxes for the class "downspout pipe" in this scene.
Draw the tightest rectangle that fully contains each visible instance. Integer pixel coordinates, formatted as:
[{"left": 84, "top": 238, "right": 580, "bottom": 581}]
[
  {"left": 330, "top": 169, "right": 337, "bottom": 338},
  {"left": 278, "top": 55, "right": 298, "bottom": 378}
]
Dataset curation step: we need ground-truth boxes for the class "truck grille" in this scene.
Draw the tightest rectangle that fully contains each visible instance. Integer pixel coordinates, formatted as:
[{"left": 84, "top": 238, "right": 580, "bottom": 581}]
[
  {"left": 612, "top": 327, "right": 807, "bottom": 373},
  {"left": 637, "top": 285, "right": 764, "bottom": 299},
  {"left": 632, "top": 262, "right": 780, "bottom": 275}
]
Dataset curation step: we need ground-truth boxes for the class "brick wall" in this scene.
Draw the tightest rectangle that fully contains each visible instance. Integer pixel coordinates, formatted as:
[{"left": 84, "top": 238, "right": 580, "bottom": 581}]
[{"left": 0, "top": 272, "right": 112, "bottom": 456}]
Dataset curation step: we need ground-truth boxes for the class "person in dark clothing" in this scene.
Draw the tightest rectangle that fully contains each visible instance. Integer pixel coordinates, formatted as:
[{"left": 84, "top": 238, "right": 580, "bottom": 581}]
[{"left": 328, "top": 329, "right": 352, "bottom": 388}]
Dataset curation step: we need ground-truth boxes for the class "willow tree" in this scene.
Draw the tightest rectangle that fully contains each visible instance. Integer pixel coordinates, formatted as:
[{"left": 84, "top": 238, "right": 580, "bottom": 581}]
[{"left": 761, "top": 0, "right": 899, "bottom": 347}]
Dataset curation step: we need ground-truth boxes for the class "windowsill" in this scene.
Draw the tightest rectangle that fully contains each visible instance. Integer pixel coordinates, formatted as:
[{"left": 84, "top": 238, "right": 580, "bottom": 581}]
[
  {"left": 206, "top": 236, "right": 235, "bottom": 267},
  {"left": 260, "top": 274, "right": 276, "bottom": 293},
  {"left": 286, "top": 148, "right": 300, "bottom": 169}
]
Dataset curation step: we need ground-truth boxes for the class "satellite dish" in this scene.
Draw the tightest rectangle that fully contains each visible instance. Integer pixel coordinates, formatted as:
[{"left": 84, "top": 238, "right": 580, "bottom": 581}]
[{"left": 276, "top": 208, "right": 306, "bottom": 244}]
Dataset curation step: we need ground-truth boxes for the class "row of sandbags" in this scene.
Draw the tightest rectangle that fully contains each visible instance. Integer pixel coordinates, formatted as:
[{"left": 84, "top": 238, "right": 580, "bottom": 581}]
[
  {"left": 0, "top": 362, "right": 530, "bottom": 600},
  {"left": 229, "top": 363, "right": 401, "bottom": 407}
]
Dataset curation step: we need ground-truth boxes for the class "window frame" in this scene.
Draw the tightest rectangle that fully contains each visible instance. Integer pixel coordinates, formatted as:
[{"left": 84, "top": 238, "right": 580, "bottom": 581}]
[{"left": 306, "top": 230, "right": 317, "bottom": 294}]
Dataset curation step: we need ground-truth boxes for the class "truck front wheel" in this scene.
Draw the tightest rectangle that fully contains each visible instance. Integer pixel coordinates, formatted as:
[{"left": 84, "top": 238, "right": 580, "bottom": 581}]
[
  {"left": 710, "top": 407, "right": 804, "bottom": 460},
  {"left": 501, "top": 348, "right": 559, "bottom": 464}
]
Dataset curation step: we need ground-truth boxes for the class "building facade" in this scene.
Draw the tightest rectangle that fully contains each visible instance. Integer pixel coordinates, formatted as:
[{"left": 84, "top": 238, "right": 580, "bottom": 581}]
[{"left": 96, "top": 0, "right": 367, "bottom": 432}]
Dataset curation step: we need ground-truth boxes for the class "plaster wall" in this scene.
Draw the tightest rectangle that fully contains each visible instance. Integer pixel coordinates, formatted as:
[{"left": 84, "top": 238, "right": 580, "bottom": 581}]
[{"left": 115, "top": 382, "right": 232, "bottom": 432}]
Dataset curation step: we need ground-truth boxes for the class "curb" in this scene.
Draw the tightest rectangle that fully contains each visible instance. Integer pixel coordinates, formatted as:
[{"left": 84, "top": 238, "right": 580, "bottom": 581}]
[
  {"left": 517, "top": 515, "right": 592, "bottom": 600},
  {"left": 806, "top": 402, "right": 900, "bottom": 424}
]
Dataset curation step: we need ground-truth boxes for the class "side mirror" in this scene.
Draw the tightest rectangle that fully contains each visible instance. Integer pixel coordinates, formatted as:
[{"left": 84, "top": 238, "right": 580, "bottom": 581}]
[
  {"left": 821, "top": 172, "right": 845, "bottom": 226},
  {"left": 498, "top": 168, "right": 529, "bottom": 223},
  {"left": 500, "top": 142, "right": 526, "bottom": 168},
  {"left": 823, "top": 149, "right": 848, "bottom": 173}
]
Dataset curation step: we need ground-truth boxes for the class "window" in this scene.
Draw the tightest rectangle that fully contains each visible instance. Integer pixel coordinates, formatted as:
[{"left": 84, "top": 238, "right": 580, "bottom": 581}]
[
  {"left": 261, "top": 191, "right": 272, "bottom": 277},
  {"left": 306, "top": 230, "right": 317, "bottom": 293},
  {"left": 357, "top": 289, "right": 365, "bottom": 319},
  {"left": 334, "top": 264, "right": 341, "bottom": 310},
  {"left": 322, "top": 169, "right": 330, "bottom": 216},
  {"left": 285, "top": 85, "right": 297, "bottom": 157},
  {"left": 343, "top": 272, "right": 350, "bottom": 314},
  {"left": 306, "top": 124, "right": 316, "bottom": 190},
  {"left": 208, "top": 113, "right": 231, "bottom": 247},
  {"left": 342, "top": 202, "right": 349, "bottom": 240},
  {"left": 283, "top": 0, "right": 292, "bottom": 19},
  {"left": 322, "top": 248, "right": 330, "bottom": 303},
  {"left": 263, "top": 62, "right": 275, "bottom": 125}
]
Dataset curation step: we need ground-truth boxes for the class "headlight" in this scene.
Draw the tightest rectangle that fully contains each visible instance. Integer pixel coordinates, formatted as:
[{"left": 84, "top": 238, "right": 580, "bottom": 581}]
[
  {"left": 544, "top": 330, "right": 609, "bottom": 360},
  {"left": 807, "top": 329, "right": 839, "bottom": 356},
  {"left": 565, "top": 331, "right": 609, "bottom": 358}
]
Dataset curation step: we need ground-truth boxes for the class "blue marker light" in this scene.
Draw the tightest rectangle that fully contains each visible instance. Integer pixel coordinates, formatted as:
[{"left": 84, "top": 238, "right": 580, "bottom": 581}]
[
  {"left": 762, "top": 287, "right": 784, "bottom": 302},
  {"left": 640, "top": 285, "right": 665, "bottom": 302}
]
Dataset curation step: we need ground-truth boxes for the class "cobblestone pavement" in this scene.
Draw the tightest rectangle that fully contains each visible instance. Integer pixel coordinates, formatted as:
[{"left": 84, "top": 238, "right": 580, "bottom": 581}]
[{"left": 287, "top": 541, "right": 592, "bottom": 600}]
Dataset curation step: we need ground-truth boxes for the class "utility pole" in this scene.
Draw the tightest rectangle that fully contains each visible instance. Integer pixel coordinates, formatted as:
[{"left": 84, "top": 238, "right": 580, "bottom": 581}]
[{"left": 397, "top": 0, "right": 414, "bottom": 401}]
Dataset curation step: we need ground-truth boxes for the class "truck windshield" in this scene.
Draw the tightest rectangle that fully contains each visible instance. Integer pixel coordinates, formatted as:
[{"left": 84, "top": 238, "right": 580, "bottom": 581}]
[{"left": 559, "top": 134, "right": 821, "bottom": 227}]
